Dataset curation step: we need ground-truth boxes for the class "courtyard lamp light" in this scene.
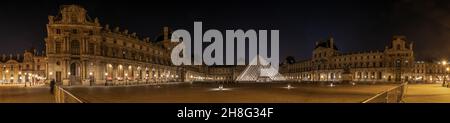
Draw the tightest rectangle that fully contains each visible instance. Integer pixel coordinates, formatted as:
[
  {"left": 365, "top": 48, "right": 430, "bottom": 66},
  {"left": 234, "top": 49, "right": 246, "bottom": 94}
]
[
  {"left": 104, "top": 73, "right": 109, "bottom": 86},
  {"left": 442, "top": 60, "right": 448, "bottom": 87},
  {"left": 125, "top": 73, "right": 128, "bottom": 85},
  {"left": 446, "top": 67, "right": 450, "bottom": 87},
  {"left": 89, "top": 72, "right": 93, "bottom": 86}
]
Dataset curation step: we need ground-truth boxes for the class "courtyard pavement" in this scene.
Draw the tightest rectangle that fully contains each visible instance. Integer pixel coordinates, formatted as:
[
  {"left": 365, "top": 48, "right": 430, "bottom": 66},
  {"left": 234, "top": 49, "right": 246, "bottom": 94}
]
[
  {"left": 66, "top": 83, "right": 396, "bottom": 103},
  {"left": 403, "top": 84, "right": 450, "bottom": 103},
  {"left": 0, "top": 86, "right": 54, "bottom": 103},
  {"left": 2, "top": 83, "right": 450, "bottom": 103}
]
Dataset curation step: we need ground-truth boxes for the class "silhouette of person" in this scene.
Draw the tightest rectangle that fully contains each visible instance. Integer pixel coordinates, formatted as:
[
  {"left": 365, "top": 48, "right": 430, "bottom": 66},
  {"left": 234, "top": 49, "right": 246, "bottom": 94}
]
[{"left": 50, "top": 79, "right": 56, "bottom": 95}]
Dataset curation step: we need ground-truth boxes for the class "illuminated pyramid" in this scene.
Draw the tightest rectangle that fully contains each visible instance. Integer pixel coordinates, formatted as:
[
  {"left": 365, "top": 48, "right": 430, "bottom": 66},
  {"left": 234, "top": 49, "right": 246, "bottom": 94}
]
[{"left": 236, "top": 55, "right": 286, "bottom": 82}]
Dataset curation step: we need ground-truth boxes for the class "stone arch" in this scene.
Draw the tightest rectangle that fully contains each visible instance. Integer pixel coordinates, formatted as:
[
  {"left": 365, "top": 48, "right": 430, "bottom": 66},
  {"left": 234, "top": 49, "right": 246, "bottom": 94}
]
[{"left": 69, "top": 61, "right": 81, "bottom": 77}]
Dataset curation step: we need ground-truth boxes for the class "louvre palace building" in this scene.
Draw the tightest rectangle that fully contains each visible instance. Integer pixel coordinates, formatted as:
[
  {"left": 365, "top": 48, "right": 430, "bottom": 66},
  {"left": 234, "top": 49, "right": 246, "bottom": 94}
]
[
  {"left": 280, "top": 36, "right": 448, "bottom": 83},
  {"left": 0, "top": 5, "right": 448, "bottom": 86},
  {"left": 1, "top": 5, "right": 239, "bottom": 86}
]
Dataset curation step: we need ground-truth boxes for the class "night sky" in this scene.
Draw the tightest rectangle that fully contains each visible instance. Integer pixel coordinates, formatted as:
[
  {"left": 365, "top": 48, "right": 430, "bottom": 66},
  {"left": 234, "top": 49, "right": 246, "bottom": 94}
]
[{"left": 1, "top": 0, "right": 450, "bottom": 61}]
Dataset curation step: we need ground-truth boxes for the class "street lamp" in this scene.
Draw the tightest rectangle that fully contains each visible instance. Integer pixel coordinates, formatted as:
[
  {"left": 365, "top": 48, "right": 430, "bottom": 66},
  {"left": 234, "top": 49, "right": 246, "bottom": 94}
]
[
  {"left": 125, "top": 73, "right": 128, "bottom": 85},
  {"left": 146, "top": 73, "right": 149, "bottom": 84},
  {"left": 442, "top": 67, "right": 450, "bottom": 86},
  {"left": 104, "top": 72, "right": 109, "bottom": 86},
  {"left": 442, "top": 60, "right": 448, "bottom": 87},
  {"left": 89, "top": 72, "right": 93, "bottom": 86}
]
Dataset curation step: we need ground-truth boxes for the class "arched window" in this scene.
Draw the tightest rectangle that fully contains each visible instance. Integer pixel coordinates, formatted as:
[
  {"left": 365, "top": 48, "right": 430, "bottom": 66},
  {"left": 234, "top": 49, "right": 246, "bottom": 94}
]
[{"left": 396, "top": 44, "right": 401, "bottom": 50}]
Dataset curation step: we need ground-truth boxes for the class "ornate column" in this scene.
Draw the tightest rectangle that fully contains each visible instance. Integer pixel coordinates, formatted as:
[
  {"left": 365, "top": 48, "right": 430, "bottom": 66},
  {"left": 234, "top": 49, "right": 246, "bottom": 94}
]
[
  {"left": 95, "top": 61, "right": 105, "bottom": 85},
  {"left": 62, "top": 59, "right": 70, "bottom": 86}
]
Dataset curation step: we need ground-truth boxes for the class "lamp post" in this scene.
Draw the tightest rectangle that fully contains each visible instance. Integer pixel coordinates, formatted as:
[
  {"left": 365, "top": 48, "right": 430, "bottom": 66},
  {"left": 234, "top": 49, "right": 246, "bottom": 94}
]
[
  {"left": 146, "top": 73, "right": 149, "bottom": 84},
  {"left": 442, "top": 60, "right": 448, "bottom": 87},
  {"left": 68, "top": 72, "right": 71, "bottom": 86},
  {"left": 104, "top": 72, "right": 108, "bottom": 86},
  {"left": 29, "top": 73, "right": 33, "bottom": 87},
  {"left": 445, "top": 67, "right": 449, "bottom": 87},
  {"left": 89, "top": 72, "right": 93, "bottom": 86},
  {"left": 125, "top": 73, "right": 128, "bottom": 85},
  {"left": 5, "top": 70, "right": 8, "bottom": 84}
]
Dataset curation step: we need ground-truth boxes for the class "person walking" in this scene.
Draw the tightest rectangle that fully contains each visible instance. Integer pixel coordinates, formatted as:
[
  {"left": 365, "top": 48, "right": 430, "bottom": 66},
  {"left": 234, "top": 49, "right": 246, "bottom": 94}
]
[{"left": 50, "top": 79, "right": 56, "bottom": 95}]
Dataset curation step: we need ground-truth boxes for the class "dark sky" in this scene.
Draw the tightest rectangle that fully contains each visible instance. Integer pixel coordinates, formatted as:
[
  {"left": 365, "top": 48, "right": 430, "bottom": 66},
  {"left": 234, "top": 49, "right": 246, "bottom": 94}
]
[{"left": 1, "top": 0, "right": 450, "bottom": 61}]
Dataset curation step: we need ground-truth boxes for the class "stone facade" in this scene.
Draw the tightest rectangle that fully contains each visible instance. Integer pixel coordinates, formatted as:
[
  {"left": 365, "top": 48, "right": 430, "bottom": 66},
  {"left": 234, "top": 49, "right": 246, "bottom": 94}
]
[
  {"left": 2, "top": 5, "right": 447, "bottom": 85},
  {"left": 0, "top": 5, "right": 240, "bottom": 86},
  {"left": 280, "top": 36, "right": 447, "bottom": 83},
  {"left": 45, "top": 5, "right": 183, "bottom": 85},
  {"left": 0, "top": 50, "right": 46, "bottom": 84}
]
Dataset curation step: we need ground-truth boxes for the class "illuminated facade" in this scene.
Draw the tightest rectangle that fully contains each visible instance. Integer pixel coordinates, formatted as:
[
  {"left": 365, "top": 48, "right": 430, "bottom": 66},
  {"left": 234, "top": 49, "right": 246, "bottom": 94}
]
[
  {"left": 45, "top": 5, "right": 183, "bottom": 85},
  {"left": 0, "top": 50, "right": 46, "bottom": 84},
  {"left": 0, "top": 5, "right": 241, "bottom": 86},
  {"left": 280, "top": 36, "right": 448, "bottom": 83},
  {"left": 2, "top": 5, "right": 447, "bottom": 85}
]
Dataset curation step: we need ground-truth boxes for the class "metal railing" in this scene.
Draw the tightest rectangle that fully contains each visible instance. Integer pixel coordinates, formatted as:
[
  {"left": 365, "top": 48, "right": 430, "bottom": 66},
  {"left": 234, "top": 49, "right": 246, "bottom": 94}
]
[
  {"left": 361, "top": 82, "right": 408, "bottom": 103},
  {"left": 54, "top": 86, "right": 87, "bottom": 103}
]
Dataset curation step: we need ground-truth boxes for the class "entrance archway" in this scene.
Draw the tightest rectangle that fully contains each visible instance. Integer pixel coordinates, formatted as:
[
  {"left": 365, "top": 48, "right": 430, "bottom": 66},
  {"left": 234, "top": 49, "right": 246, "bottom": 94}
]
[
  {"left": 70, "top": 63, "right": 81, "bottom": 76},
  {"left": 69, "top": 62, "right": 81, "bottom": 84}
]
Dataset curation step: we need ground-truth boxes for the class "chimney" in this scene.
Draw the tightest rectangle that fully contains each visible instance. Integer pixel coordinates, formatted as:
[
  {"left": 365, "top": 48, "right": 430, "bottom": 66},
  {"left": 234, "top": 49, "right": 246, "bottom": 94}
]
[
  {"left": 164, "top": 27, "right": 169, "bottom": 40},
  {"left": 315, "top": 41, "right": 319, "bottom": 46},
  {"left": 9, "top": 54, "right": 12, "bottom": 59},
  {"left": 94, "top": 17, "right": 99, "bottom": 25},
  {"left": 16, "top": 54, "right": 20, "bottom": 60},
  {"left": 2, "top": 54, "right": 5, "bottom": 61},
  {"left": 114, "top": 27, "right": 120, "bottom": 32},
  {"left": 409, "top": 42, "right": 413, "bottom": 50},
  {"left": 48, "top": 16, "right": 54, "bottom": 24},
  {"left": 105, "top": 24, "right": 110, "bottom": 31}
]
